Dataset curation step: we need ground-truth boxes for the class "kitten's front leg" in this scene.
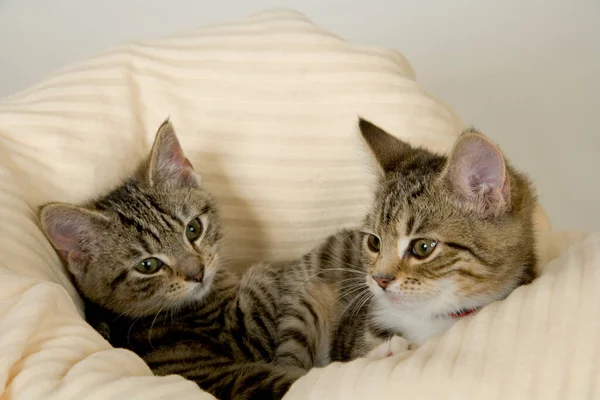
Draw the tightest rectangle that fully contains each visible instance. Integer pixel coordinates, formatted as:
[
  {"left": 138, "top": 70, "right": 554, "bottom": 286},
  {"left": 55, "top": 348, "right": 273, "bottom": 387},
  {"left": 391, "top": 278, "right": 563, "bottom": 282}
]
[{"left": 365, "top": 335, "right": 410, "bottom": 360}]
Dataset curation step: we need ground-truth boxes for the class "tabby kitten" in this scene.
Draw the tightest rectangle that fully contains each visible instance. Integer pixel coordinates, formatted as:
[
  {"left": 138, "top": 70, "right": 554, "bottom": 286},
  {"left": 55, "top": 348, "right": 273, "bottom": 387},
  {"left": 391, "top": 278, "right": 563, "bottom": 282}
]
[
  {"left": 39, "top": 120, "right": 304, "bottom": 400},
  {"left": 273, "top": 118, "right": 538, "bottom": 366},
  {"left": 357, "top": 118, "right": 537, "bottom": 347}
]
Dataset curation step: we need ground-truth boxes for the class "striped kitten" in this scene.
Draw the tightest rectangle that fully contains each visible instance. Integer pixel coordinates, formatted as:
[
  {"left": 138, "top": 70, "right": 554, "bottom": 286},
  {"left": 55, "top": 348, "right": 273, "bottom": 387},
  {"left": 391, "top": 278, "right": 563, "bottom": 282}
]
[
  {"left": 357, "top": 119, "right": 537, "bottom": 346},
  {"left": 273, "top": 118, "right": 538, "bottom": 365},
  {"left": 39, "top": 121, "right": 305, "bottom": 400}
]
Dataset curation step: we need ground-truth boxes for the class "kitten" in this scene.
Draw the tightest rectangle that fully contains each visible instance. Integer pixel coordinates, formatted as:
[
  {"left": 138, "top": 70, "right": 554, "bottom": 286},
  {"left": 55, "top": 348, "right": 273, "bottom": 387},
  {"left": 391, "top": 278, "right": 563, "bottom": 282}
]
[
  {"left": 248, "top": 119, "right": 536, "bottom": 369},
  {"left": 39, "top": 120, "right": 305, "bottom": 400},
  {"left": 357, "top": 118, "right": 537, "bottom": 347},
  {"left": 273, "top": 118, "right": 538, "bottom": 365}
]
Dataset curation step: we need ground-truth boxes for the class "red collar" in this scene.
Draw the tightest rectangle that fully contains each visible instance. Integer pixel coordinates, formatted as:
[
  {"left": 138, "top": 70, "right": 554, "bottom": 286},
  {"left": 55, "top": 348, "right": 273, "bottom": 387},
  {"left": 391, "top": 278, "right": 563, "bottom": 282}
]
[{"left": 449, "top": 307, "right": 480, "bottom": 319}]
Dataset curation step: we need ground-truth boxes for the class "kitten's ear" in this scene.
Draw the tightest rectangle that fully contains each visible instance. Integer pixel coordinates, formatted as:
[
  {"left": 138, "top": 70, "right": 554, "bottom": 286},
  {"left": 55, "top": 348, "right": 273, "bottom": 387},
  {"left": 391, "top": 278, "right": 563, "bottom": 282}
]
[
  {"left": 39, "top": 203, "right": 107, "bottom": 277},
  {"left": 147, "top": 119, "right": 200, "bottom": 188},
  {"left": 444, "top": 129, "right": 510, "bottom": 217},
  {"left": 358, "top": 118, "right": 414, "bottom": 173}
]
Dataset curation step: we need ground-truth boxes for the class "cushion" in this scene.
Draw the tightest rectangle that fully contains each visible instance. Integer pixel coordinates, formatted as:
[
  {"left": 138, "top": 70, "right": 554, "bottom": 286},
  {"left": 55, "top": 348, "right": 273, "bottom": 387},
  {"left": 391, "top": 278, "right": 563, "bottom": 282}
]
[{"left": 0, "top": 9, "right": 556, "bottom": 400}]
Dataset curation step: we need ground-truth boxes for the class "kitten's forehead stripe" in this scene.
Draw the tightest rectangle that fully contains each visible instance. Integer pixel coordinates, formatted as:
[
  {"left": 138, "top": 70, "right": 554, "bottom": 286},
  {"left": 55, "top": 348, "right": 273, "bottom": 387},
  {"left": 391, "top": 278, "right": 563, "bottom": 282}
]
[
  {"left": 113, "top": 209, "right": 162, "bottom": 243},
  {"left": 405, "top": 215, "right": 415, "bottom": 236},
  {"left": 143, "top": 194, "right": 180, "bottom": 230},
  {"left": 136, "top": 237, "right": 153, "bottom": 255},
  {"left": 412, "top": 217, "right": 428, "bottom": 235},
  {"left": 141, "top": 232, "right": 161, "bottom": 250},
  {"left": 128, "top": 247, "right": 145, "bottom": 260},
  {"left": 406, "top": 181, "right": 425, "bottom": 203},
  {"left": 179, "top": 202, "right": 191, "bottom": 221},
  {"left": 199, "top": 204, "right": 210, "bottom": 216},
  {"left": 381, "top": 185, "right": 402, "bottom": 226},
  {"left": 100, "top": 183, "right": 185, "bottom": 243}
]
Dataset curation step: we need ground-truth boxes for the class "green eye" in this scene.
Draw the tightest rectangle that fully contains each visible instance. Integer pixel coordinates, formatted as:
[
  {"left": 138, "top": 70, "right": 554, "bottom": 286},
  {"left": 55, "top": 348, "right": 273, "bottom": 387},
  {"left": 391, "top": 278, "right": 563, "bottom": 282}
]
[
  {"left": 411, "top": 239, "right": 438, "bottom": 259},
  {"left": 367, "top": 234, "right": 381, "bottom": 252},
  {"left": 135, "top": 257, "right": 163, "bottom": 274},
  {"left": 186, "top": 218, "right": 203, "bottom": 242}
]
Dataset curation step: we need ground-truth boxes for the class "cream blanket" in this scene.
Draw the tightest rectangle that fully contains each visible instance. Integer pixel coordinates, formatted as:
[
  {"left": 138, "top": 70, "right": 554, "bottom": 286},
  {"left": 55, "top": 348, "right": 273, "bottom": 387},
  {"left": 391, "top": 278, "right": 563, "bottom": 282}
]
[{"left": 0, "top": 9, "right": 595, "bottom": 400}]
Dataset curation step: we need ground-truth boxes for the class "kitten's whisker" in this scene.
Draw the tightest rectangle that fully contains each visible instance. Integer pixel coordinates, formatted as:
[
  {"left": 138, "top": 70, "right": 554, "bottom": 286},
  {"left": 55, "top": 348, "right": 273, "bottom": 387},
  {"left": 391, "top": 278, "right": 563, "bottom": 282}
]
[
  {"left": 335, "top": 289, "right": 370, "bottom": 334},
  {"left": 148, "top": 304, "right": 168, "bottom": 348},
  {"left": 335, "top": 291, "right": 366, "bottom": 333},
  {"left": 292, "top": 269, "right": 366, "bottom": 294},
  {"left": 318, "top": 255, "right": 367, "bottom": 272},
  {"left": 126, "top": 317, "right": 140, "bottom": 346},
  {"left": 332, "top": 284, "right": 369, "bottom": 306},
  {"left": 338, "top": 282, "right": 369, "bottom": 293},
  {"left": 349, "top": 292, "right": 373, "bottom": 328},
  {"left": 322, "top": 268, "right": 367, "bottom": 276},
  {"left": 335, "top": 277, "right": 367, "bottom": 287},
  {"left": 291, "top": 271, "right": 328, "bottom": 294}
]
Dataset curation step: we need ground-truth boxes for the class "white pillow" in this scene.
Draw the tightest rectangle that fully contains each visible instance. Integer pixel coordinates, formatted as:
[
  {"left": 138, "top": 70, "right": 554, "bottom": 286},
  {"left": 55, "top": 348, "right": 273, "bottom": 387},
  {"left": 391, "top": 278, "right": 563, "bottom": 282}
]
[{"left": 0, "top": 9, "right": 550, "bottom": 400}]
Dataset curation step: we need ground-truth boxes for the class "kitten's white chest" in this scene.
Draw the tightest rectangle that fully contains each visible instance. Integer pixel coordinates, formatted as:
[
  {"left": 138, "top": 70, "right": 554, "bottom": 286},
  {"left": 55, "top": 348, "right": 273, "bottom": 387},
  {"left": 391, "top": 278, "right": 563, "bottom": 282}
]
[{"left": 373, "top": 303, "right": 456, "bottom": 344}]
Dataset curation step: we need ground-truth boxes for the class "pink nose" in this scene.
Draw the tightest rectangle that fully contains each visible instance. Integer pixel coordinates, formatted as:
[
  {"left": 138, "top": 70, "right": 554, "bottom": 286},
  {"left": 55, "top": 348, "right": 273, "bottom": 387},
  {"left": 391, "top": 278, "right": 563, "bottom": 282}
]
[
  {"left": 191, "top": 272, "right": 204, "bottom": 282},
  {"left": 373, "top": 275, "right": 395, "bottom": 290},
  {"left": 186, "top": 266, "right": 204, "bottom": 283}
]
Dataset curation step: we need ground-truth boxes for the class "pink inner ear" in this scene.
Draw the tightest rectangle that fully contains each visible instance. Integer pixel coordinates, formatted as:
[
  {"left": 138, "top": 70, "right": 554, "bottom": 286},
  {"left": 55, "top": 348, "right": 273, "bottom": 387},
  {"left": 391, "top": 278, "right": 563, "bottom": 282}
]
[
  {"left": 42, "top": 207, "right": 98, "bottom": 270},
  {"left": 447, "top": 134, "right": 509, "bottom": 215},
  {"left": 48, "top": 226, "right": 81, "bottom": 254},
  {"left": 149, "top": 127, "right": 199, "bottom": 187},
  {"left": 167, "top": 142, "right": 186, "bottom": 164},
  {"left": 46, "top": 222, "right": 87, "bottom": 266},
  {"left": 165, "top": 142, "right": 195, "bottom": 182},
  {"left": 453, "top": 136, "right": 506, "bottom": 195},
  {"left": 468, "top": 154, "right": 504, "bottom": 191}
]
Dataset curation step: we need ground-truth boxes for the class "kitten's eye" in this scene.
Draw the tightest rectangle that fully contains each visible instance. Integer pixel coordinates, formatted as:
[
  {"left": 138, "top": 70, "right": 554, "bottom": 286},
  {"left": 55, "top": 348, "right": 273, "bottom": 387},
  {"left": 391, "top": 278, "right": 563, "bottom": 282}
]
[
  {"left": 135, "top": 257, "right": 163, "bottom": 274},
  {"left": 411, "top": 239, "right": 438, "bottom": 259},
  {"left": 367, "top": 234, "right": 381, "bottom": 252},
  {"left": 186, "top": 218, "right": 204, "bottom": 242}
]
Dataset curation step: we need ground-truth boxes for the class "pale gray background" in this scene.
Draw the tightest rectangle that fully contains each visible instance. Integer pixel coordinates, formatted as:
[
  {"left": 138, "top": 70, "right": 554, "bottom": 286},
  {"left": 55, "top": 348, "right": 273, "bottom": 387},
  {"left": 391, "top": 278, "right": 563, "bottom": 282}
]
[{"left": 1, "top": 0, "right": 598, "bottom": 231}]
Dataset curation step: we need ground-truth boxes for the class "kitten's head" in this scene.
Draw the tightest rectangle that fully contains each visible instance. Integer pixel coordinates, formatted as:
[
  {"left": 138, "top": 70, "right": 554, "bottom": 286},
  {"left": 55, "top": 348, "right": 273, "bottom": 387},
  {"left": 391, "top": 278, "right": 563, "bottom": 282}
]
[
  {"left": 358, "top": 118, "right": 537, "bottom": 318},
  {"left": 39, "top": 120, "right": 222, "bottom": 318}
]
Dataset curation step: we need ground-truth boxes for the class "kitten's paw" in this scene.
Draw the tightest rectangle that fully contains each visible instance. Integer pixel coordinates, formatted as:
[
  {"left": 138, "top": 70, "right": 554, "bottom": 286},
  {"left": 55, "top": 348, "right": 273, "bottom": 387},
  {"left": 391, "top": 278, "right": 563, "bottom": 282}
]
[
  {"left": 365, "top": 340, "right": 392, "bottom": 360},
  {"left": 407, "top": 342, "right": 419, "bottom": 351},
  {"left": 389, "top": 335, "right": 410, "bottom": 355},
  {"left": 366, "top": 335, "right": 409, "bottom": 360}
]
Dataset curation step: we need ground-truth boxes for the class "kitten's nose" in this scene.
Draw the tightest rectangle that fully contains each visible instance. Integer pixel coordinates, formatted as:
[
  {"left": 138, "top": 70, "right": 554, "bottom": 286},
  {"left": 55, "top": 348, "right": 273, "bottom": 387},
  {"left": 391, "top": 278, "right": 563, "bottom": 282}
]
[
  {"left": 187, "top": 265, "right": 204, "bottom": 283},
  {"left": 373, "top": 274, "right": 395, "bottom": 290},
  {"left": 180, "top": 255, "right": 205, "bottom": 282}
]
